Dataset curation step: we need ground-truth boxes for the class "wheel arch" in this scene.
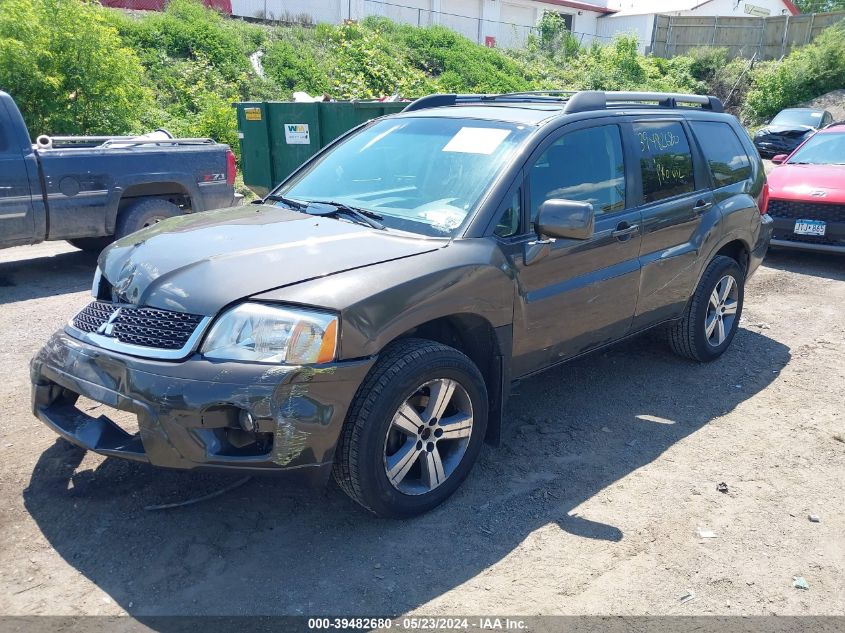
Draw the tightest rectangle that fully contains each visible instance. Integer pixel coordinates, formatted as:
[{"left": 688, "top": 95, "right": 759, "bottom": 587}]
[
  {"left": 106, "top": 178, "right": 199, "bottom": 235},
  {"left": 692, "top": 234, "right": 752, "bottom": 293},
  {"left": 388, "top": 313, "right": 512, "bottom": 447},
  {"left": 713, "top": 238, "right": 751, "bottom": 273}
]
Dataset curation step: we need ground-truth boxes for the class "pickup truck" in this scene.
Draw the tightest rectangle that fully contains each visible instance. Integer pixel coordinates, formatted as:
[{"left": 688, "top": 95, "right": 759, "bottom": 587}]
[{"left": 0, "top": 91, "right": 236, "bottom": 252}]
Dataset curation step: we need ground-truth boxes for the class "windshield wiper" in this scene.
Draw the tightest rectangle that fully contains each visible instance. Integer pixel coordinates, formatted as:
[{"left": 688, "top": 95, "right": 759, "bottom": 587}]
[
  {"left": 304, "top": 200, "right": 385, "bottom": 230},
  {"left": 264, "top": 194, "right": 308, "bottom": 210}
]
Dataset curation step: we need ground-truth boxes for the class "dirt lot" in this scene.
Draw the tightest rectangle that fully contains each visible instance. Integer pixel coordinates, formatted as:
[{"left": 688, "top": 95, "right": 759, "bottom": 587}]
[{"left": 0, "top": 241, "right": 842, "bottom": 619}]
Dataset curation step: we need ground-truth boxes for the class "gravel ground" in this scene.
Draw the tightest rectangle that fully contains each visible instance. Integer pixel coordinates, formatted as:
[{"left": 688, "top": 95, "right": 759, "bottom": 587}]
[{"left": 0, "top": 241, "right": 843, "bottom": 618}]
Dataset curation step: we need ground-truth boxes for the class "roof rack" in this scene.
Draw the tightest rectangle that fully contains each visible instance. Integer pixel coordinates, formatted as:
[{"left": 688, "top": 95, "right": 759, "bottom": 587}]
[{"left": 402, "top": 90, "right": 724, "bottom": 114}]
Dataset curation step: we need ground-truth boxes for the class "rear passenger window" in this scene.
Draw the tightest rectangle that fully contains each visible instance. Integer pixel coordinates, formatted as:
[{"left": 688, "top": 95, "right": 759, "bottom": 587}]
[
  {"left": 691, "top": 121, "right": 752, "bottom": 188},
  {"left": 634, "top": 121, "right": 695, "bottom": 203},
  {"left": 529, "top": 125, "right": 625, "bottom": 222}
]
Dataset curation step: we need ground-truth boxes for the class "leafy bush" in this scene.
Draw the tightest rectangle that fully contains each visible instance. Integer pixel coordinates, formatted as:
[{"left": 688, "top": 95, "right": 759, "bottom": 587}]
[
  {"left": 116, "top": 0, "right": 255, "bottom": 80},
  {"left": 140, "top": 54, "right": 241, "bottom": 155},
  {"left": 744, "top": 24, "right": 845, "bottom": 122},
  {"left": 532, "top": 10, "right": 581, "bottom": 59},
  {"left": 0, "top": 0, "right": 151, "bottom": 135},
  {"left": 373, "top": 18, "right": 533, "bottom": 94},
  {"left": 320, "top": 21, "right": 435, "bottom": 98},
  {"left": 263, "top": 29, "right": 329, "bottom": 95}
]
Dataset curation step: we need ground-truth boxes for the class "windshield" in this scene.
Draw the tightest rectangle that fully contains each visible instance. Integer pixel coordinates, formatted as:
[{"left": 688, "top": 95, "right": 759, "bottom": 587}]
[
  {"left": 277, "top": 117, "right": 531, "bottom": 237},
  {"left": 771, "top": 110, "right": 824, "bottom": 128},
  {"left": 787, "top": 133, "right": 845, "bottom": 165}
]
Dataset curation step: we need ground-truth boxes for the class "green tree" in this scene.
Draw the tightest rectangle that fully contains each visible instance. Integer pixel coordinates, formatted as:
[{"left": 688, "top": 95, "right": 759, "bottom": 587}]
[
  {"left": 0, "top": 0, "right": 152, "bottom": 135},
  {"left": 793, "top": 0, "right": 845, "bottom": 13}
]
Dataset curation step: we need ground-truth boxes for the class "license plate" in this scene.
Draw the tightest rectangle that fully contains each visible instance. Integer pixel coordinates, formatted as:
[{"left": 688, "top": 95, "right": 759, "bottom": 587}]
[{"left": 794, "top": 219, "right": 826, "bottom": 236}]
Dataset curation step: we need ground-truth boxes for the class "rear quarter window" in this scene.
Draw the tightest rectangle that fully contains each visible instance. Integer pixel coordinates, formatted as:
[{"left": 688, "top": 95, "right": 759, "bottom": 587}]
[
  {"left": 634, "top": 121, "right": 695, "bottom": 203},
  {"left": 690, "top": 121, "right": 752, "bottom": 188}
]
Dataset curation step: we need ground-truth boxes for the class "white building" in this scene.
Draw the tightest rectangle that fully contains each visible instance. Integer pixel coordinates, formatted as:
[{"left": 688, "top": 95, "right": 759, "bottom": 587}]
[
  {"left": 229, "top": 0, "right": 800, "bottom": 50},
  {"left": 598, "top": 0, "right": 800, "bottom": 52},
  {"left": 231, "top": 0, "right": 616, "bottom": 47}
]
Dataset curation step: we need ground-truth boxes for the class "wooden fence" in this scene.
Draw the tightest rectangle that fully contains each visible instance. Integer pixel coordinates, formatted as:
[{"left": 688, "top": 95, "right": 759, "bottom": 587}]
[{"left": 651, "top": 11, "right": 845, "bottom": 59}]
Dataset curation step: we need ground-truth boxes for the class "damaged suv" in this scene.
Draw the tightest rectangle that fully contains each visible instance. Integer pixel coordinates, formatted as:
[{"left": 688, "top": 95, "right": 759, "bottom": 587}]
[{"left": 31, "top": 91, "right": 772, "bottom": 518}]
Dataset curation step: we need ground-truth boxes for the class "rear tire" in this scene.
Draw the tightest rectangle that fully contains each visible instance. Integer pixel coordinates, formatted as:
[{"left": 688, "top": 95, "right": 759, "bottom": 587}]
[
  {"left": 333, "top": 338, "right": 488, "bottom": 518},
  {"left": 669, "top": 255, "right": 744, "bottom": 362},
  {"left": 115, "top": 198, "right": 182, "bottom": 240}
]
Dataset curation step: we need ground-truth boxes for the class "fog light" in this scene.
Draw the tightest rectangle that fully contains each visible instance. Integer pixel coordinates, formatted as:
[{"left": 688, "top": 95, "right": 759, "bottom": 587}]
[{"left": 239, "top": 409, "right": 256, "bottom": 432}]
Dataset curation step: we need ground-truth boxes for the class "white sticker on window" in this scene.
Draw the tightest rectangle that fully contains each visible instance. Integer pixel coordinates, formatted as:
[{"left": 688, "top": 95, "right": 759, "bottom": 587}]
[
  {"left": 284, "top": 123, "right": 311, "bottom": 145},
  {"left": 443, "top": 127, "right": 511, "bottom": 155},
  {"left": 810, "top": 112, "right": 822, "bottom": 118},
  {"left": 421, "top": 209, "right": 464, "bottom": 231}
]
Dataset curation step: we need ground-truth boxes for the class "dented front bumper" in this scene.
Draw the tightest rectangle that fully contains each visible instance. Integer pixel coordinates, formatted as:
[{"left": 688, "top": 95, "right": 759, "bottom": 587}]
[{"left": 30, "top": 331, "right": 374, "bottom": 485}]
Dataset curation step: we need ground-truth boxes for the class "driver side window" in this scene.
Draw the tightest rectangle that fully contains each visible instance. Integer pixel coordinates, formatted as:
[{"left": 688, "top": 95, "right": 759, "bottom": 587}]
[{"left": 528, "top": 125, "right": 626, "bottom": 223}]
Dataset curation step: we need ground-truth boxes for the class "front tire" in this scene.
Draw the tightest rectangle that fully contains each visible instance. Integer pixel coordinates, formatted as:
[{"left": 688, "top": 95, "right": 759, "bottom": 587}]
[
  {"left": 669, "top": 255, "right": 745, "bottom": 362},
  {"left": 333, "top": 339, "right": 488, "bottom": 518}
]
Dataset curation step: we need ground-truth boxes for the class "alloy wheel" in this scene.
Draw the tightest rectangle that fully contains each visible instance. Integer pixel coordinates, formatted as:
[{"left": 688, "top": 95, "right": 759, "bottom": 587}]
[
  {"left": 705, "top": 274, "right": 739, "bottom": 347},
  {"left": 383, "top": 378, "right": 474, "bottom": 496}
]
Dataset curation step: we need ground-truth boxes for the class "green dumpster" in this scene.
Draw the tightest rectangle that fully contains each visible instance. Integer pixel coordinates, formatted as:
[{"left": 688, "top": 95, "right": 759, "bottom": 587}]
[{"left": 236, "top": 100, "right": 407, "bottom": 196}]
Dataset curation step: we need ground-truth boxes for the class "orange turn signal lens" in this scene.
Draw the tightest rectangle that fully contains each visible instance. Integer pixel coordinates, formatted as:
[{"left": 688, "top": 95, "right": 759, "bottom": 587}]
[{"left": 316, "top": 318, "right": 338, "bottom": 364}]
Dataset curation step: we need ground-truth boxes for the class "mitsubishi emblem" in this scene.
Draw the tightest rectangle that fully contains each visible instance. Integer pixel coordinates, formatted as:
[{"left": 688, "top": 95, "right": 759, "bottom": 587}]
[{"left": 96, "top": 308, "right": 122, "bottom": 336}]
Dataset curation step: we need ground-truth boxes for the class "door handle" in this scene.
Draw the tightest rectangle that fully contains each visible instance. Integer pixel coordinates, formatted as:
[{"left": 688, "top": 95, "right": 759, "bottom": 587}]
[
  {"left": 611, "top": 223, "right": 639, "bottom": 240},
  {"left": 694, "top": 199, "right": 713, "bottom": 212}
]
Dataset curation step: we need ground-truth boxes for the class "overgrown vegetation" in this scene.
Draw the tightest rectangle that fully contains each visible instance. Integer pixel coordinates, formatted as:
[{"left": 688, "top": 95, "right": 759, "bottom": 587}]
[
  {"left": 0, "top": 0, "right": 151, "bottom": 135},
  {"left": 743, "top": 23, "right": 845, "bottom": 121},
  {"left": 0, "top": 0, "right": 842, "bottom": 158}
]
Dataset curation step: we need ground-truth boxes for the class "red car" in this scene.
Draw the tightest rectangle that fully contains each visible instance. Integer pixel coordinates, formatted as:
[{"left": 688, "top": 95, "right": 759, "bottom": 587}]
[{"left": 766, "top": 123, "right": 845, "bottom": 253}]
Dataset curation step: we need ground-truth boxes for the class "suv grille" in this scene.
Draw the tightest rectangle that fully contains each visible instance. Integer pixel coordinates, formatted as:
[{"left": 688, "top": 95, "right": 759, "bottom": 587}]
[
  {"left": 72, "top": 301, "right": 205, "bottom": 350},
  {"left": 768, "top": 199, "right": 845, "bottom": 223}
]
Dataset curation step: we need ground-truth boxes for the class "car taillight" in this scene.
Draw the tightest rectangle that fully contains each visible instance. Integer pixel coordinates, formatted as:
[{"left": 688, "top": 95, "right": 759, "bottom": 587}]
[
  {"left": 758, "top": 182, "right": 770, "bottom": 215},
  {"left": 226, "top": 149, "right": 236, "bottom": 186}
]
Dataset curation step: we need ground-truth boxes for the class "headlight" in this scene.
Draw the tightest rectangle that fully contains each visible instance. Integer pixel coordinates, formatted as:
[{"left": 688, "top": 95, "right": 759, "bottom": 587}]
[{"left": 201, "top": 303, "right": 338, "bottom": 364}]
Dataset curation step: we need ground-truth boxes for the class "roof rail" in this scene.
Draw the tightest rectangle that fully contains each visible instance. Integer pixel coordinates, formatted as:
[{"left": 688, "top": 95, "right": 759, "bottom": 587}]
[
  {"left": 402, "top": 92, "right": 573, "bottom": 112},
  {"left": 564, "top": 91, "right": 724, "bottom": 113},
  {"left": 402, "top": 90, "right": 724, "bottom": 114}
]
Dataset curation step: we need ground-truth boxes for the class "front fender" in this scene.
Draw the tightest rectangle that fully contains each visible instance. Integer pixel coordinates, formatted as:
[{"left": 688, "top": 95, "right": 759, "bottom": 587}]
[{"left": 250, "top": 240, "right": 516, "bottom": 360}]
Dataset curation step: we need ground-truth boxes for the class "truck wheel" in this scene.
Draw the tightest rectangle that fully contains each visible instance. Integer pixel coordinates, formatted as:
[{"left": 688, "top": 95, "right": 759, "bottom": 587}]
[
  {"left": 68, "top": 237, "right": 112, "bottom": 253},
  {"left": 668, "top": 255, "right": 745, "bottom": 362},
  {"left": 333, "top": 338, "right": 488, "bottom": 518},
  {"left": 116, "top": 198, "right": 182, "bottom": 239}
]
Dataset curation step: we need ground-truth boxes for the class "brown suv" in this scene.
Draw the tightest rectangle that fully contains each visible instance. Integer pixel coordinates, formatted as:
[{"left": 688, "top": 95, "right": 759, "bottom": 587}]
[{"left": 31, "top": 91, "right": 773, "bottom": 517}]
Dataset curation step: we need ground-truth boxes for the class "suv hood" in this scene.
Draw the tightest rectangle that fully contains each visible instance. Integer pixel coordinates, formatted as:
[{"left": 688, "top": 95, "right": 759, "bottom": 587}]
[
  {"left": 98, "top": 204, "right": 443, "bottom": 315},
  {"left": 755, "top": 124, "right": 815, "bottom": 137}
]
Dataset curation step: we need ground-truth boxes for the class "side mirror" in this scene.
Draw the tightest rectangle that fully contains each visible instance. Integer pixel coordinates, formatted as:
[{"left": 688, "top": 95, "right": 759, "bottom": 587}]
[
  {"left": 771, "top": 154, "right": 788, "bottom": 165},
  {"left": 536, "top": 199, "right": 595, "bottom": 240}
]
